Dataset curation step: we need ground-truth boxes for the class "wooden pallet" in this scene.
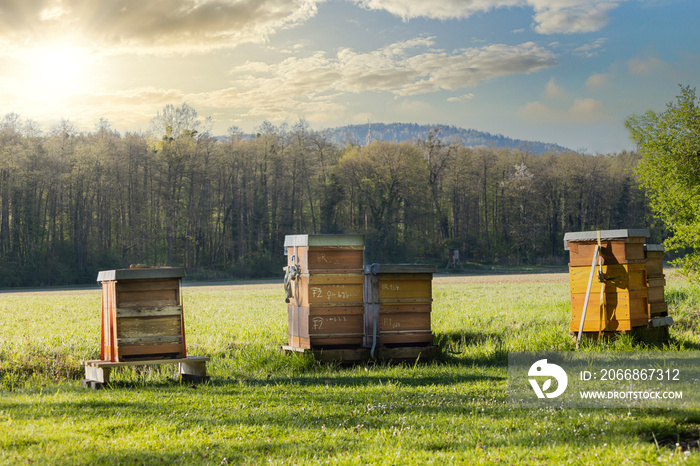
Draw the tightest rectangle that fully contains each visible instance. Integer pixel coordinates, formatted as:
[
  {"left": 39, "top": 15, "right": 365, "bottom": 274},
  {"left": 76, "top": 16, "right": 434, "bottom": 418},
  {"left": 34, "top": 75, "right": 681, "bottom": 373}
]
[
  {"left": 281, "top": 344, "right": 438, "bottom": 363},
  {"left": 81, "top": 356, "right": 210, "bottom": 389}
]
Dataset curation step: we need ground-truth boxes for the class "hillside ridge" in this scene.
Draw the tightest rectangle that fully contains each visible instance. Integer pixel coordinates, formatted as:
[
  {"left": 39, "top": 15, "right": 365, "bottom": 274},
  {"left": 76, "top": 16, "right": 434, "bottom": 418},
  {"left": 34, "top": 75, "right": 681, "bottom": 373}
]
[{"left": 322, "top": 122, "right": 571, "bottom": 154}]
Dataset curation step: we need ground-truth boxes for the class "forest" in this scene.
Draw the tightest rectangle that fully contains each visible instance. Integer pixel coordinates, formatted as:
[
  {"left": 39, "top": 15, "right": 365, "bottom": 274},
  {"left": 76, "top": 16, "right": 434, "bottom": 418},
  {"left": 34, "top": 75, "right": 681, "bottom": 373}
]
[{"left": 0, "top": 105, "right": 663, "bottom": 287}]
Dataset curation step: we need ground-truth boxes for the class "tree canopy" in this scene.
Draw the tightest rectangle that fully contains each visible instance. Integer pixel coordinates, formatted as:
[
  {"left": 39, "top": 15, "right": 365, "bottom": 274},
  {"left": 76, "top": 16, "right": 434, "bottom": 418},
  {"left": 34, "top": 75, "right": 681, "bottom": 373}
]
[
  {"left": 0, "top": 105, "right": 661, "bottom": 287},
  {"left": 625, "top": 85, "right": 700, "bottom": 280}
]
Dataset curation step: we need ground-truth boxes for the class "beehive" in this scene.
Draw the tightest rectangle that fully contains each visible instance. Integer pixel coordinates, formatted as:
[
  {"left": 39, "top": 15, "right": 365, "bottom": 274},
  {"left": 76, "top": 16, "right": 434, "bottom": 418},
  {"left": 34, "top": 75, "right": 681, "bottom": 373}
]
[
  {"left": 645, "top": 244, "right": 668, "bottom": 318},
  {"left": 565, "top": 229, "right": 649, "bottom": 333},
  {"left": 285, "top": 234, "right": 365, "bottom": 349},
  {"left": 364, "top": 264, "right": 436, "bottom": 348},
  {"left": 97, "top": 267, "right": 186, "bottom": 362}
]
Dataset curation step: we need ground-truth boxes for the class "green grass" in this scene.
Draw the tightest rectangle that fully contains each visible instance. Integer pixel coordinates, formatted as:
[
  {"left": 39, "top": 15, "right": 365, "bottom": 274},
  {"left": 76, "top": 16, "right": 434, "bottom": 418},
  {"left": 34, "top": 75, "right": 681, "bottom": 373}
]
[{"left": 1, "top": 276, "right": 699, "bottom": 464}]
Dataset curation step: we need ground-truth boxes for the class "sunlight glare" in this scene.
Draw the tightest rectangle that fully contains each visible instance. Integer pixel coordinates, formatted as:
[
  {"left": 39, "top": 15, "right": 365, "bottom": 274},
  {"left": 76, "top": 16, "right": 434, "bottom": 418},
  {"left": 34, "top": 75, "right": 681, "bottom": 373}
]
[{"left": 23, "top": 44, "right": 94, "bottom": 100}]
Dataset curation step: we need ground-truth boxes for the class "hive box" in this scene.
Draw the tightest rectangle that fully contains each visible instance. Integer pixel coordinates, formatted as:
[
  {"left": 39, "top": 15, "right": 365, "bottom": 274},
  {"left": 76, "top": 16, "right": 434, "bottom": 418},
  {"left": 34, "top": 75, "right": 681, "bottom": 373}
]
[
  {"left": 285, "top": 234, "right": 365, "bottom": 349},
  {"left": 645, "top": 244, "right": 668, "bottom": 318},
  {"left": 565, "top": 229, "right": 648, "bottom": 266},
  {"left": 564, "top": 229, "right": 649, "bottom": 333},
  {"left": 364, "top": 264, "right": 436, "bottom": 348},
  {"left": 97, "top": 267, "right": 186, "bottom": 362},
  {"left": 645, "top": 244, "right": 665, "bottom": 277}
]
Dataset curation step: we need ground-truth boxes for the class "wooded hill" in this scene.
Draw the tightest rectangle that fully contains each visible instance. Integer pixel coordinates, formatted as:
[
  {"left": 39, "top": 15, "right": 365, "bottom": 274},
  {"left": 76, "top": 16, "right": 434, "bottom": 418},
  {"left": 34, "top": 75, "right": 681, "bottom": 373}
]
[
  {"left": 0, "top": 109, "right": 661, "bottom": 287},
  {"left": 324, "top": 123, "right": 571, "bottom": 154}
]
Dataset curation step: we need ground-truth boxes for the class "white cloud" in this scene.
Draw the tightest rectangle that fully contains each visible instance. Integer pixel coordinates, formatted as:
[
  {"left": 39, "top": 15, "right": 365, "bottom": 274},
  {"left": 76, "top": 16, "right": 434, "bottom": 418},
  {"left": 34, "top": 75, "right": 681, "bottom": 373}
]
[
  {"left": 520, "top": 97, "right": 611, "bottom": 123},
  {"left": 78, "top": 39, "right": 547, "bottom": 124},
  {"left": 353, "top": 0, "right": 522, "bottom": 21},
  {"left": 573, "top": 37, "right": 607, "bottom": 57},
  {"left": 0, "top": 0, "right": 324, "bottom": 55},
  {"left": 354, "top": 0, "right": 627, "bottom": 34},
  {"left": 530, "top": 1, "right": 619, "bottom": 34},
  {"left": 447, "top": 93, "right": 475, "bottom": 102},
  {"left": 544, "top": 77, "right": 567, "bottom": 99},
  {"left": 628, "top": 56, "right": 666, "bottom": 76},
  {"left": 585, "top": 72, "right": 612, "bottom": 90},
  {"left": 567, "top": 97, "right": 608, "bottom": 121},
  {"left": 221, "top": 39, "right": 555, "bottom": 119}
]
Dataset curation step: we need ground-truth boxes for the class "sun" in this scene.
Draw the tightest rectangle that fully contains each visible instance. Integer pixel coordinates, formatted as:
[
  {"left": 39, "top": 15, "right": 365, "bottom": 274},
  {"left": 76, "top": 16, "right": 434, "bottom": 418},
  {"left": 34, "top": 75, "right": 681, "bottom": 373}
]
[{"left": 22, "top": 43, "right": 94, "bottom": 100}]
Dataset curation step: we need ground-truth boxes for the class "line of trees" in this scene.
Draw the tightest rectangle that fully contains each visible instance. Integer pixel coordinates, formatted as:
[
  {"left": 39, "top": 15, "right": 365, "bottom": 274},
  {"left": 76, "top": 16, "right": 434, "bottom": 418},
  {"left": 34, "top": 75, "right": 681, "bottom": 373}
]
[{"left": 0, "top": 104, "right": 661, "bottom": 287}]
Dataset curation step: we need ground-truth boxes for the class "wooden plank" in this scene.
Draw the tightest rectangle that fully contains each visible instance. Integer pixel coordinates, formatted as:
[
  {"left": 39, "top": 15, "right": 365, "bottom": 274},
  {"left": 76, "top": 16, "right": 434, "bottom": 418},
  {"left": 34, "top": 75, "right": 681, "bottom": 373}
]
[
  {"left": 379, "top": 332, "right": 434, "bottom": 345},
  {"left": 117, "top": 335, "right": 183, "bottom": 347},
  {"left": 97, "top": 267, "right": 184, "bottom": 282},
  {"left": 378, "top": 279, "right": 431, "bottom": 300},
  {"left": 307, "top": 274, "right": 364, "bottom": 285},
  {"left": 307, "top": 305, "right": 364, "bottom": 315},
  {"left": 288, "top": 335, "right": 311, "bottom": 349},
  {"left": 85, "top": 356, "right": 209, "bottom": 368},
  {"left": 646, "top": 256, "right": 664, "bottom": 276},
  {"left": 647, "top": 277, "right": 666, "bottom": 287},
  {"left": 288, "top": 305, "right": 309, "bottom": 343},
  {"left": 568, "top": 240, "right": 646, "bottom": 266},
  {"left": 307, "top": 336, "right": 363, "bottom": 347},
  {"left": 378, "top": 274, "right": 433, "bottom": 282},
  {"left": 648, "top": 286, "right": 665, "bottom": 303},
  {"left": 116, "top": 315, "right": 182, "bottom": 339},
  {"left": 307, "top": 314, "right": 364, "bottom": 336},
  {"left": 116, "top": 289, "right": 179, "bottom": 307},
  {"left": 378, "top": 298, "right": 432, "bottom": 304},
  {"left": 571, "top": 291, "right": 648, "bottom": 321},
  {"left": 117, "top": 344, "right": 184, "bottom": 357},
  {"left": 304, "top": 283, "right": 363, "bottom": 306},
  {"left": 568, "top": 263, "right": 647, "bottom": 293},
  {"left": 379, "top": 304, "right": 431, "bottom": 314},
  {"left": 304, "top": 247, "right": 364, "bottom": 272},
  {"left": 379, "top": 313, "right": 430, "bottom": 332},
  {"left": 649, "top": 301, "right": 668, "bottom": 317},
  {"left": 115, "top": 278, "right": 180, "bottom": 293},
  {"left": 568, "top": 316, "right": 647, "bottom": 332},
  {"left": 116, "top": 305, "right": 182, "bottom": 318}
]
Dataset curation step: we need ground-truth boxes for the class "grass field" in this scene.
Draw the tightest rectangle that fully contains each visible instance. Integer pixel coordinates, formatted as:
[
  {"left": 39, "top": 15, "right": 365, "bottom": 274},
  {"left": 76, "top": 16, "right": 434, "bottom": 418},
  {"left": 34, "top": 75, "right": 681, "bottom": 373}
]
[{"left": 1, "top": 272, "right": 699, "bottom": 464}]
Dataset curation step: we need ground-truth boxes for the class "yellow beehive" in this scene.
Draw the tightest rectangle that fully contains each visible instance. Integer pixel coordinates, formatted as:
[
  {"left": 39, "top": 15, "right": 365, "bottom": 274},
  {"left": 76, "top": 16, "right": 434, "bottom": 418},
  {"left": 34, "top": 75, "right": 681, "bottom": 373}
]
[
  {"left": 565, "top": 229, "right": 649, "bottom": 333},
  {"left": 364, "top": 264, "right": 436, "bottom": 348},
  {"left": 285, "top": 234, "right": 365, "bottom": 349}
]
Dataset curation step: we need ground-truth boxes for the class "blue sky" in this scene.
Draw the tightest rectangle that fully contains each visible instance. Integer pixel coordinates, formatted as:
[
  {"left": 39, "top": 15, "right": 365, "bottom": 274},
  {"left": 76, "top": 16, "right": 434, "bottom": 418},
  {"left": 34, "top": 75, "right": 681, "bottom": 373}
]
[{"left": 0, "top": 0, "right": 698, "bottom": 153}]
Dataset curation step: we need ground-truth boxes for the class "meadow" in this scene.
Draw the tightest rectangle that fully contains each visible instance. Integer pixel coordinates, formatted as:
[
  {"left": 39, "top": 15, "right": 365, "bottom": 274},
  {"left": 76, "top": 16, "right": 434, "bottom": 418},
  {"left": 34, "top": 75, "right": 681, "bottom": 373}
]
[{"left": 1, "top": 272, "right": 699, "bottom": 465}]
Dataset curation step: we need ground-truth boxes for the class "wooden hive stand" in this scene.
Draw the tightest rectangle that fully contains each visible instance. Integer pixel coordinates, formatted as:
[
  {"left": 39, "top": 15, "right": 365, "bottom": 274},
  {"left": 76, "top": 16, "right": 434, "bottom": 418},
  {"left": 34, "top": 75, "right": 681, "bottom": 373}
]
[{"left": 82, "top": 356, "right": 210, "bottom": 389}]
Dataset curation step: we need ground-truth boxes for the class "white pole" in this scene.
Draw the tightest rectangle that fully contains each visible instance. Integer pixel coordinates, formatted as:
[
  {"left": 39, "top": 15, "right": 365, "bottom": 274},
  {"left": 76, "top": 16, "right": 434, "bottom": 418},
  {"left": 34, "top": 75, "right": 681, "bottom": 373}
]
[{"left": 576, "top": 244, "right": 600, "bottom": 349}]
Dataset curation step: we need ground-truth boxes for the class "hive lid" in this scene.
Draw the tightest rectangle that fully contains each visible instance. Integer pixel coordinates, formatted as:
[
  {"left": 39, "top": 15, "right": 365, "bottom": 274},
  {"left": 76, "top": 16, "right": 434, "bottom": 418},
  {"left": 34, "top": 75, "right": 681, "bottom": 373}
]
[
  {"left": 97, "top": 267, "right": 186, "bottom": 282},
  {"left": 563, "top": 229, "right": 649, "bottom": 250},
  {"left": 284, "top": 234, "right": 365, "bottom": 252},
  {"left": 364, "top": 263, "right": 437, "bottom": 275},
  {"left": 645, "top": 244, "right": 665, "bottom": 252}
]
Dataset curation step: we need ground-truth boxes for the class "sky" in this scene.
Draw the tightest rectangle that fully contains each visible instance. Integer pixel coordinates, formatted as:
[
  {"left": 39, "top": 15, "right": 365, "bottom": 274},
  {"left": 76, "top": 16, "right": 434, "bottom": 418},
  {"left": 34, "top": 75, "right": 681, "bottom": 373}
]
[{"left": 0, "top": 0, "right": 698, "bottom": 154}]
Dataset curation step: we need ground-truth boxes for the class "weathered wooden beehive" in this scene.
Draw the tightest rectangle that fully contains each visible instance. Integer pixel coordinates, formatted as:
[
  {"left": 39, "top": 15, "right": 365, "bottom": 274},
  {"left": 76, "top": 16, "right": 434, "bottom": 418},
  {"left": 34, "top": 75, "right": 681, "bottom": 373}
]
[
  {"left": 565, "top": 229, "right": 649, "bottom": 333},
  {"left": 363, "top": 264, "right": 436, "bottom": 349},
  {"left": 97, "top": 267, "right": 186, "bottom": 362},
  {"left": 645, "top": 244, "right": 668, "bottom": 318},
  {"left": 284, "top": 234, "right": 365, "bottom": 349}
]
